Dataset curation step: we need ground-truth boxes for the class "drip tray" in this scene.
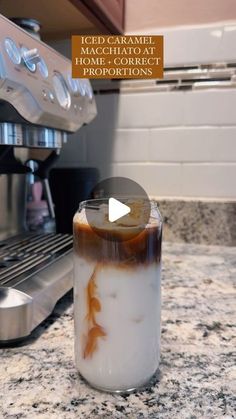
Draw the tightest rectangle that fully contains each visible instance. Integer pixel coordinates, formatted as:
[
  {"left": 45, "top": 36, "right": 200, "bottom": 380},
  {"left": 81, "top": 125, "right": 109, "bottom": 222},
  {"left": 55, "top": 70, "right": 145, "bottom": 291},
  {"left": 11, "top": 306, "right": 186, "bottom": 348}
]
[{"left": 0, "top": 233, "right": 73, "bottom": 343}]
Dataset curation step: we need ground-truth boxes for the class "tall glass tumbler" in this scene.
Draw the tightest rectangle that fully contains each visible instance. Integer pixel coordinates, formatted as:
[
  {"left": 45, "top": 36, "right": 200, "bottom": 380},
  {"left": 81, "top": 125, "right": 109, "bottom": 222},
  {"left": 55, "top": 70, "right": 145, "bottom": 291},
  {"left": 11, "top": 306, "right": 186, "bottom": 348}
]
[{"left": 73, "top": 199, "right": 162, "bottom": 393}]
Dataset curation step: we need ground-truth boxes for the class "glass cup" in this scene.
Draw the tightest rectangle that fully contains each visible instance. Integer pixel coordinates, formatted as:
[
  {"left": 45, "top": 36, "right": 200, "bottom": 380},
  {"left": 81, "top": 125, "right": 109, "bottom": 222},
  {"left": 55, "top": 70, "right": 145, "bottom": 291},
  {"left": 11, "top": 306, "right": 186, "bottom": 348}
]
[{"left": 73, "top": 198, "right": 162, "bottom": 393}]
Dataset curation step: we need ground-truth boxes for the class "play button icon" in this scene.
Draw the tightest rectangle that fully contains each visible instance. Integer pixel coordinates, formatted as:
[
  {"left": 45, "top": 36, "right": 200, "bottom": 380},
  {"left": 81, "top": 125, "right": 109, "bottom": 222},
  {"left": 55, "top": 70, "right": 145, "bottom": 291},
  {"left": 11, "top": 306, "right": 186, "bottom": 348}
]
[
  {"left": 84, "top": 176, "right": 151, "bottom": 241},
  {"left": 108, "top": 198, "right": 131, "bottom": 222}
]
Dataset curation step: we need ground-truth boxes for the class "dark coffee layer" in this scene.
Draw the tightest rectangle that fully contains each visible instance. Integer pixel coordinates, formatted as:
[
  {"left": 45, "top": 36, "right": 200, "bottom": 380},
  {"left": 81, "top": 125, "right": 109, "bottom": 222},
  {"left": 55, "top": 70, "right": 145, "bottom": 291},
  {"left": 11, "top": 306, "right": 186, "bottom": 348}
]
[{"left": 73, "top": 222, "right": 162, "bottom": 265}]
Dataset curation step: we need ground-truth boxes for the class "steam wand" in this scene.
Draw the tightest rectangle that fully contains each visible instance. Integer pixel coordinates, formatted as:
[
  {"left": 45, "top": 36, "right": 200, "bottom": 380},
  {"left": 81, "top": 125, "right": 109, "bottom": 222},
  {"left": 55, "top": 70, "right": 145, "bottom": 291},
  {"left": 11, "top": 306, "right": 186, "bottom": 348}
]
[{"left": 32, "top": 150, "right": 60, "bottom": 219}]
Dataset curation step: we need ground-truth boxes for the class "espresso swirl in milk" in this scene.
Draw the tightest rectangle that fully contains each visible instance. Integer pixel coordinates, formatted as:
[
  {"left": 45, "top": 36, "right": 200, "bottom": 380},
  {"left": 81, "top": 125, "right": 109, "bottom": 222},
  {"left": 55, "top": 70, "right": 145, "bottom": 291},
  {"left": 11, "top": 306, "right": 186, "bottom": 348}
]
[{"left": 73, "top": 201, "right": 162, "bottom": 391}]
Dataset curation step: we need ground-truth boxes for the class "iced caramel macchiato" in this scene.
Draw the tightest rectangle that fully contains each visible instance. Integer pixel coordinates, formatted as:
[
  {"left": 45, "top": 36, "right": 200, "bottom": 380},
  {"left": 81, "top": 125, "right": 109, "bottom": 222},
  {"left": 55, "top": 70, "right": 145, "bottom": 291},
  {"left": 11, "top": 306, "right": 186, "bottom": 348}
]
[{"left": 73, "top": 199, "right": 162, "bottom": 393}]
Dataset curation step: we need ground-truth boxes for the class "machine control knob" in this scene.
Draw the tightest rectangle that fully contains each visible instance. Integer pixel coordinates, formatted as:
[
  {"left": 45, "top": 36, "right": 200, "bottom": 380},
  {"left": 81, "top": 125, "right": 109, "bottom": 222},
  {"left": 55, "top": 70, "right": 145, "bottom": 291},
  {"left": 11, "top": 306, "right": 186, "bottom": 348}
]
[
  {"left": 84, "top": 81, "right": 93, "bottom": 101},
  {"left": 53, "top": 72, "right": 71, "bottom": 110},
  {"left": 78, "top": 80, "right": 86, "bottom": 97},
  {"left": 21, "top": 47, "right": 40, "bottom": 71},
  {"left": 4, "top": 38, "right": 21, "bottom": 65},
  {"left": 37, "top": 57, "right": 48, "bottom": 78},
  {"left": 67, "top": 75, "right": 79, "bottom": 95}
]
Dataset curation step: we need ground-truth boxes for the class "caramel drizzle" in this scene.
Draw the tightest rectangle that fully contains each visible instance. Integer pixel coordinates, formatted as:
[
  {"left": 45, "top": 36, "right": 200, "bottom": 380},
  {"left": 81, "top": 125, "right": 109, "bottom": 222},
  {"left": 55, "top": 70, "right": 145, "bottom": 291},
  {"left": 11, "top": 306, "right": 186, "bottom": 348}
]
[{"left": 83, "top": 264, "right": 106, "bottom": 359}]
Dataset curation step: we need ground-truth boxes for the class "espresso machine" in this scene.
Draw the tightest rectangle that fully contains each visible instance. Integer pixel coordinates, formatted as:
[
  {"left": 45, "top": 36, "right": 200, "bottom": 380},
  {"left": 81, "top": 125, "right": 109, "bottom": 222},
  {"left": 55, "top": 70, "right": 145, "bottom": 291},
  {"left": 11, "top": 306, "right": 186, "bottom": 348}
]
[{"left": 0, "top": 14, "right": 97, "bottom": 342}]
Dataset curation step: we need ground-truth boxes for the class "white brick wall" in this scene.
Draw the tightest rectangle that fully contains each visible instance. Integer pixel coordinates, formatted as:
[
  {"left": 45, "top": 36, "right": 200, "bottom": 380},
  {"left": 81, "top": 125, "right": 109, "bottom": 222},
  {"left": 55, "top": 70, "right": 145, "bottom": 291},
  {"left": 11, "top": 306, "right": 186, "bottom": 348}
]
[
  {"left": 58, "top": 88, "right": 236, "bottom": 199},
  {"left": 129, "top": 21, "right": 236, "bottom": 66},
  {"left": 149, "top": 127, "right": 236, "bottom": 162},
  {"left": 52, "top": 22, "right": 236, "bottom": 199}
]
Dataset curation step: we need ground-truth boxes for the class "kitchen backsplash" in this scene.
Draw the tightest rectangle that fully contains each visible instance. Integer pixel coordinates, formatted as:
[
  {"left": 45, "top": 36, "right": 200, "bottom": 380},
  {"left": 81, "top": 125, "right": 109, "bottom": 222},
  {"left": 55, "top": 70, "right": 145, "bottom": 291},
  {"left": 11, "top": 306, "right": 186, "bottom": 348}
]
[
  {"left": 134, "top": 21, "right": 236, "bottom": 66},
  {"left": 51, "top": 22, "right": 236, "bottom": 200},
  {"left": 56, "top": 88, "right": 236, "bottom": 199}
]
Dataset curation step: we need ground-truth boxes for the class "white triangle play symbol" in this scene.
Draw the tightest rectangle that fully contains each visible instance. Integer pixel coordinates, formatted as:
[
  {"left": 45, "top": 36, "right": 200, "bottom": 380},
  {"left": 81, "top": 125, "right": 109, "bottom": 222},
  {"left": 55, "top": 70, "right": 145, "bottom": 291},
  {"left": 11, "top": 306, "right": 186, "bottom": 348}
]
[{"left": 108, "top": 198, "right": 131, "bottom": 223}]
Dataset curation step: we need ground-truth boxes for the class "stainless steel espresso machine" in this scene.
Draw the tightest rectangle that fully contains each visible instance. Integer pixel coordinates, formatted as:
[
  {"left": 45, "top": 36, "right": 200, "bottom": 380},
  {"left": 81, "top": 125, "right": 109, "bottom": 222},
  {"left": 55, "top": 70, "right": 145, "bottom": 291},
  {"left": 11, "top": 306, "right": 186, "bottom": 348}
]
[{"left": 0, "top": 14, "right": 97, "bottom": 343}]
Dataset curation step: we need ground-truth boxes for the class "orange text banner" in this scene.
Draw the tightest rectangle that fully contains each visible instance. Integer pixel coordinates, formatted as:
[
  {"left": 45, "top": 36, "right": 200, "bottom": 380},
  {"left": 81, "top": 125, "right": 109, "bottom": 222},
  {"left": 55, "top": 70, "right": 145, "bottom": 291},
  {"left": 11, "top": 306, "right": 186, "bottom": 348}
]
[{"left": 72, "top": 35, "right": 163, "bottom": 79}]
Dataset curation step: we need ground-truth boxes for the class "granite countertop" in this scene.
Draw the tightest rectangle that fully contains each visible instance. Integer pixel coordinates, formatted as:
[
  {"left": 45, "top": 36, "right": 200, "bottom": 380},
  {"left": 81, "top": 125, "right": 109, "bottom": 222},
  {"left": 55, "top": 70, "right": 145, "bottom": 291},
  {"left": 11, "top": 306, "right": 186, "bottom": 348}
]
[{"left": 0, "top": 242, "right": 235, "bottom": 419}]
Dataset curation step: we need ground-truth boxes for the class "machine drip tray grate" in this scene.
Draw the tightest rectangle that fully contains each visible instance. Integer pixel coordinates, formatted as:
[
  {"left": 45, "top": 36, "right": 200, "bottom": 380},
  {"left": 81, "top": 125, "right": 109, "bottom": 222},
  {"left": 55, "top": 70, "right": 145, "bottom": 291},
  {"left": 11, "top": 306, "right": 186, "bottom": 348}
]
[
  {"left": 0, "top": 233, "right": 73, "bottom": 287},
  {"left": 0, "top": 233, "right": 73, "bottom": 343}
]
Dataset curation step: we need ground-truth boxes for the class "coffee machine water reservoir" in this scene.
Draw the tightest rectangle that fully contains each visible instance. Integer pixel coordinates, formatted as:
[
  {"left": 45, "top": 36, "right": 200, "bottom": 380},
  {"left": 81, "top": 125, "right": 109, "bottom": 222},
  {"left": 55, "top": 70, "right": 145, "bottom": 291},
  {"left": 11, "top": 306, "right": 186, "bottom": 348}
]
[{"left": 0, "top": 14, "right": 97, "bottom": 342}]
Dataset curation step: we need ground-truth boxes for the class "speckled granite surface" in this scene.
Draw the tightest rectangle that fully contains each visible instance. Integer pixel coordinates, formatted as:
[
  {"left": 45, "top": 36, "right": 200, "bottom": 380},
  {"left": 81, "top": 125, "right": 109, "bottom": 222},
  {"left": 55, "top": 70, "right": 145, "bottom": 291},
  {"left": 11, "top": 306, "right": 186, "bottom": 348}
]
[
  {"left": 0, "top": 242, "right": 235, "bottom": 419},
  {"left": 156, "top": 200, "right": 236, "bottom": 246}
]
